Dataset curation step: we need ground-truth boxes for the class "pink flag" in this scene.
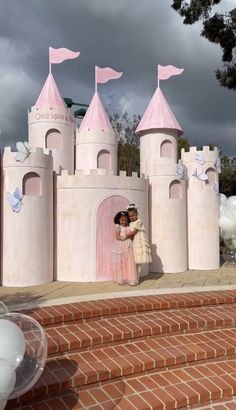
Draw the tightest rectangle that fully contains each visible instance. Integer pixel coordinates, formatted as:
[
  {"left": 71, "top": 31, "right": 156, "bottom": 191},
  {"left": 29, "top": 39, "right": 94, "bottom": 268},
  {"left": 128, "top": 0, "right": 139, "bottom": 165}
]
[
  {"left": 49, "top": 47, "right": 80, "bottom": 64},
  {"left": 158, "top": 64, "right": 184, "bottom": 81},
  {"left": 95, "top": 66, "right": 123, "bottom": 84}
]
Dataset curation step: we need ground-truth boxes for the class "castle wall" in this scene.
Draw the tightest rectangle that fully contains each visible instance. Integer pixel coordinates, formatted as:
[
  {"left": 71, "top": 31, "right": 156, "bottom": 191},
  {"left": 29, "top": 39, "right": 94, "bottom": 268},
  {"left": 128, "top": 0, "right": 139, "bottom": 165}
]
[
  {"left": 140, "top": 130, "right": 178, "bottom": 176},
  {"left": 1, "top": 147, "right": 53, "bottom": 286},
  {"left": 76, "top": 129, "right": 117, "bottom": 175},
  {"left": 56, "top": 170, "right": 148, "bottom": 282},
  {"left": 182, "top": 146, "right": 220, "bottom": 270},
  {"left": 28, "top": 106, "right": 74, "bottom": 174},
  {"left": 140, "top": 130, "right": 188, "bottom": 273}
]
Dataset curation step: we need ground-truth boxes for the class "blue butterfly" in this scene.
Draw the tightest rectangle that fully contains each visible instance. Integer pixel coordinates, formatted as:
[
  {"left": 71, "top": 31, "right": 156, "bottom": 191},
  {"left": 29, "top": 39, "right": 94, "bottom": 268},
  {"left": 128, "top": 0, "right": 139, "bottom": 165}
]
[{"left": 7, "top": 188, "right": 23, "bottom": 213}]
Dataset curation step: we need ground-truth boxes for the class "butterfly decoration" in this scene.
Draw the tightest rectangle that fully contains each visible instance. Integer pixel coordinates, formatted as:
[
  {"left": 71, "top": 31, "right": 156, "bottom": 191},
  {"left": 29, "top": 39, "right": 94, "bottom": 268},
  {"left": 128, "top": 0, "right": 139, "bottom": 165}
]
[
  {"left": 195, "top": 152, "right": 205, "bottom": 166},
  {"left": 7, "top": 188, "right": 23, "bottom": 213},
  {"left": 15, "top": 141, "right": 31, "bottom": 163},
  {"left": 176, "top": 164, "right": 187, "bottom": 180},
  {"left": 192, "top": 166, "right": 208, "bottom": 181},
  {"left": 212, "top": 182, "right": 219, "bottom": 194},
  {"left": 214, "top": 157, "right": 221, "bottom": 174}
]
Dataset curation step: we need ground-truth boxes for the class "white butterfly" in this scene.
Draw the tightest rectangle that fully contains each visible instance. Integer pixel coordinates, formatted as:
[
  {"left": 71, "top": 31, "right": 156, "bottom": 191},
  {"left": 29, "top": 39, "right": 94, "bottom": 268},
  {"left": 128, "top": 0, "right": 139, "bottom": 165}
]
[
  {"left": 212, "top": 183, "right": 219, "bottom": 194},
  {"left": 192, "top": 166, "right": 208, "bottom": 181},
  {"left": 195, "top": 152, "right": 205, "bottom": 166},
  {"left": 176, "top": 164, "right": 187, "bottom": 180},
  {"left": 7, "top": 188, "right": 23, "bottom": 213},
  {"left": 214, "top": 158, "right": 221, "bottom": 174},
  {"left": 15, "top": 141, "right": 31, "bottom": 163}
]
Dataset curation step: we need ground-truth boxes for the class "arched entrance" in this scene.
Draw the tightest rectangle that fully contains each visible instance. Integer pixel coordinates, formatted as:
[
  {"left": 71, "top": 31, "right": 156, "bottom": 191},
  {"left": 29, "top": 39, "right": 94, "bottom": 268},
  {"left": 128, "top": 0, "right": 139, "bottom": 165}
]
[{"left": 96, "top": 195, "right": 129, "bottom": 281}]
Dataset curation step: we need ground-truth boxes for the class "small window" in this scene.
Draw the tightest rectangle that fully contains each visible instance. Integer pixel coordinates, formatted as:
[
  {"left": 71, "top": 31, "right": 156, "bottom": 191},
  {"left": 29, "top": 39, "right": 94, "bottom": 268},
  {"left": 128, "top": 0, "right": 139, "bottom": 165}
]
[
  {"left": 97, "top": 150, "right": 111, "bottom": 169},
  {"left": 23, "top": 172, "right": 42, "bottom": 196},
  {"left": 205, "top": 167, "right": 216, "bottom": 185},
  {"left": 160, "top": 140, "right": 172, "bottom": 158},
  {"left": 169, "top": 180, "right": 182, "bottom": 199},
  {"left": 45, "top": 129, "right": 63, "bottom": 149}
]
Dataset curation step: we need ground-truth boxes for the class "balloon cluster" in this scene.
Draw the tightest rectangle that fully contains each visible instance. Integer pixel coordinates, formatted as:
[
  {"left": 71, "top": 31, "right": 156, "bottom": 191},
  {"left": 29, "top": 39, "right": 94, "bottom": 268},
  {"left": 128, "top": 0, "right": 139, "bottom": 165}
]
[
  {"left": 0, "top": 302, "right": 47, "bottom": 410},
  {"left": 219, "top": 194, "right": 236, "bottom": 263}
]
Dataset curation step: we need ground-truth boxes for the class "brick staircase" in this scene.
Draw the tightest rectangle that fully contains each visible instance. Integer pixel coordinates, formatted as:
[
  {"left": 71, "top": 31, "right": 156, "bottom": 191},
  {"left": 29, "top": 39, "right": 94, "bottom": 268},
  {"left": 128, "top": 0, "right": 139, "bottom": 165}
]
[{"left": 6, "top": 290, "right": 236, "bottom": 410}]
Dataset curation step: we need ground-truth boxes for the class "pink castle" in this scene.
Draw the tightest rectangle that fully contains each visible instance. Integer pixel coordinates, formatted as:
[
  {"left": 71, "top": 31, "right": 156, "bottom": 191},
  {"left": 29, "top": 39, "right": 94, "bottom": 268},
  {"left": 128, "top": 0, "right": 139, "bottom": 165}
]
[{"left": 1, "top": 71, "right": 220, "bottom": 287}]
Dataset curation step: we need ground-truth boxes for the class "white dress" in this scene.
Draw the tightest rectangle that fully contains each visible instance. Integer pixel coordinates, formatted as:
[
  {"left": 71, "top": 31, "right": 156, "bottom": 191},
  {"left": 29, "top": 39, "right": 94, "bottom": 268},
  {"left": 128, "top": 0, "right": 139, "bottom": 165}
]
[{"left": 130, "top": 218, "right": 152, "bottom": 264}]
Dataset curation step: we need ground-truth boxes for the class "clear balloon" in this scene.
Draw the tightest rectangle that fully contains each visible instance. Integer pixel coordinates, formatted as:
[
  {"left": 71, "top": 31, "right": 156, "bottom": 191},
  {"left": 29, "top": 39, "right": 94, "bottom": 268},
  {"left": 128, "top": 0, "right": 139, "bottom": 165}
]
[
  {"left": 0, "top": 358, "right": 16, "bottom": 399},
  {"left": 0, "top": 303, "right": 8, "bottom": 316},
  {"left": 222, "top": 247, "right": 236, "bottom": 264},
  {"left": 0, "top": 319, "right": 25, "bottom": 369},
  {"left": 223, "top": 237, "right": 236, "bottom": 250},
  {"left": 0, "top": 313, "right": 47, "bottom": 400}
]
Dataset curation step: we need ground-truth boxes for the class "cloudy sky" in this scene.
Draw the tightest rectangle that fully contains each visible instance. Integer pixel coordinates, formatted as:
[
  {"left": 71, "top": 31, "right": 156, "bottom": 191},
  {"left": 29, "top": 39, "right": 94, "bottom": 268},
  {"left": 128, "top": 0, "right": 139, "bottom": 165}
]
[{"left": 0, "top": 0, "right": 235, "bottom": 155}]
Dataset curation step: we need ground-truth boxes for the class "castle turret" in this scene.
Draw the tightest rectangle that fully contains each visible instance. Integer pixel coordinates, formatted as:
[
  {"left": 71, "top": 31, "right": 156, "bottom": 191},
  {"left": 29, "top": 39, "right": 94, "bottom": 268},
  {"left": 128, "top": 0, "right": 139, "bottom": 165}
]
[
  {"left": 28, "top": 73, "right": 74, "bottom": 174},
  {"left": 76, "top": 92, "right": 117, "bottom": 175},
  {"left": 1, "top": 147, "right": 53, "bottom": 286},
  {"left": 182, "top": 146, "right": 220, "bottom": 270},
  {"left": 137, "top": 87, "right": 188, "bottom": 273}
]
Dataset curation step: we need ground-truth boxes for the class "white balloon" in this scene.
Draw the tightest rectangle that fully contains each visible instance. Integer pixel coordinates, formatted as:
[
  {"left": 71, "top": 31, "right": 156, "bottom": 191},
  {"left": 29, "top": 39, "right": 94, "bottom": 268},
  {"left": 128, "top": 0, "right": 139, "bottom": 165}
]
[
  {"left": 219, "top": 193, "right": 227, "bottom": 206},
  {"left": 219, "top": 215, "right": 236, "bottom": 233},
  {"left": 0, "top": 319, "right": 25, "bottom": 369},
  {"left": 0, "top": 358, "right": 16, "bottom": 399},
  {"left": 227, "top": 196, "right": 236, "bottom": 208},
  {"left": 0, "top": 399, "right": 7, "bottom": 410}
]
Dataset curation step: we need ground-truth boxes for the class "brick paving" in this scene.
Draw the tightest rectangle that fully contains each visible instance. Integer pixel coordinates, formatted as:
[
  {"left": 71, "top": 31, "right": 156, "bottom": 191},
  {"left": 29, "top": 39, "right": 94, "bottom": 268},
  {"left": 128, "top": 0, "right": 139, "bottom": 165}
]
[{"left": 4, "top": 290, "right": 236, "bottom": 409}]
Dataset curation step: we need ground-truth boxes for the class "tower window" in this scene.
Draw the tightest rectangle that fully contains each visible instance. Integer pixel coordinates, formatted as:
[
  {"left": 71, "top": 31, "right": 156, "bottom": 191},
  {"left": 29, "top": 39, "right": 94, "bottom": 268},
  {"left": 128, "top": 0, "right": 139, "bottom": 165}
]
[
  {"left": 45, "top": 129, "right": 63, "bottom": 149},
  {"left": 169, "top": 180, "right": 182, "bottom": 199},
  {"left": 23, "top": 172, "right": 42, "bottom": 196},
  {"left": 160, "top": 139, "right": 172, "bottom": 158},
  {"left": 97, "top": 150, "right": 111, "bottom": 169}
]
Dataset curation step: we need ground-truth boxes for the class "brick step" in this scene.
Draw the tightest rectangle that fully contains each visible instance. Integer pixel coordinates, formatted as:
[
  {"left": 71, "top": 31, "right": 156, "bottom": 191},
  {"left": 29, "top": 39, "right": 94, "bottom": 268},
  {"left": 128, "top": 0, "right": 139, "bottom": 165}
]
[
  {"left": 10, "top": 358, "right": 236, "bottom": 409},
  {"left": 45, "top": 304, "right": 236, "bottom": 355},
  {"left": 7, "top": 327, "right": 236, "bottom": 408},
  {"left": 23, "top": 290, "right": 236, "bottom": 328}
]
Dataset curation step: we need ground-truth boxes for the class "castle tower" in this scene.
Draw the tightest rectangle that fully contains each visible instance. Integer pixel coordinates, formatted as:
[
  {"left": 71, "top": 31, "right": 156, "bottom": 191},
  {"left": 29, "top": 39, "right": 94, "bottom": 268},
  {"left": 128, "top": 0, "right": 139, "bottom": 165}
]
[
  {"left": 76, "top": 92, "right": 117, "bottom": 175},
  {"left": 28, "top": 73, "right": 74, "bottom": 174},
  {"left": 136, "top": 87, "right": 188, "bottom": 273},
  {"left": 1, "top": 147, "right": 53, "bottom": 286},
  {"left": 182, "top": 146, "right": 220, "bottom": 270}
]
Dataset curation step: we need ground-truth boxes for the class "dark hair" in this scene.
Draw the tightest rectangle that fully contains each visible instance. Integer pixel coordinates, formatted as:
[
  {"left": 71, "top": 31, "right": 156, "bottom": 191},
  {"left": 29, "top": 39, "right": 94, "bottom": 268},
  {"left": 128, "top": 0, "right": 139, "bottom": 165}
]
[
  {"left": 127, "top": 203, "right": 138, "bottom": 213},
  {"left": 114, "top": 211, "right": 130, "bottom": 225}
]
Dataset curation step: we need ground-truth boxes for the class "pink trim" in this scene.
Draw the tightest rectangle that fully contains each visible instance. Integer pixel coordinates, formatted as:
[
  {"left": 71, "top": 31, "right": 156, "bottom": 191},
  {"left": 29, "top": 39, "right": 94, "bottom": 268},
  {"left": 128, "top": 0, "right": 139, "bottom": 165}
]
[
  {"left": 79, "top": 92, "right": 113, "bottom": 133},
  {"left": 35, "top": 73, "right": 66, "bottom": 109},
  {"left": 136, "top": 87, "right": 182, "bottom": 134},
  {"left": 96, "top": 196, "right": 129, "bottom": 281}
]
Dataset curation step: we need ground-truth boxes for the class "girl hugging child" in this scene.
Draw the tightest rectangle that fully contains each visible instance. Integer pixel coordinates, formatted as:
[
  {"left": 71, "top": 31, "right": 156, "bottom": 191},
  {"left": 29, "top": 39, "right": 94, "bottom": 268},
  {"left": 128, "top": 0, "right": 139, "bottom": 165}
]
[
  {"left": 126, "top": 204, "right": 152, "bottom": 274},
  {"left": 111, "top": 211, "right": 138, "bottom": 286}
]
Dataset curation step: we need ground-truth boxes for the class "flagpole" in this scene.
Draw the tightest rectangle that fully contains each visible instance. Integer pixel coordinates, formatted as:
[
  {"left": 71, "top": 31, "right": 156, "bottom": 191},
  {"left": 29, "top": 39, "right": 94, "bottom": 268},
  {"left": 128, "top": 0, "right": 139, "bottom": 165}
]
[
  {"left": 95, "top": 66, "right": 97, "bottom": 93},
  {"left": 157, "top": 65, "right": 159, "bottom": 88},
  {"left": 49, "top": 48, "right": 51, "bottom": 74}
]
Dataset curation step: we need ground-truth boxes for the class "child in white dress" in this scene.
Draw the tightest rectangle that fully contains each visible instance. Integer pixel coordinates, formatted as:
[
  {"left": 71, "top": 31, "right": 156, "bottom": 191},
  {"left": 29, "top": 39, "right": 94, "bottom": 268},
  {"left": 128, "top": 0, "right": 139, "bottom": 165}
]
[{"left": 126, "top": 204, "right": 152, "bottom": 274}]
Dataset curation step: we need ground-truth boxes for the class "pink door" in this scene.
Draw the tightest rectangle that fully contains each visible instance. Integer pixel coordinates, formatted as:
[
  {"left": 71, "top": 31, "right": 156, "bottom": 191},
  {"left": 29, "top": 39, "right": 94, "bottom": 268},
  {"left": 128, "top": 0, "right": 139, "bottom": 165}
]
[{"left": 96, "top": 195, "right": 129, "bottom": 281}]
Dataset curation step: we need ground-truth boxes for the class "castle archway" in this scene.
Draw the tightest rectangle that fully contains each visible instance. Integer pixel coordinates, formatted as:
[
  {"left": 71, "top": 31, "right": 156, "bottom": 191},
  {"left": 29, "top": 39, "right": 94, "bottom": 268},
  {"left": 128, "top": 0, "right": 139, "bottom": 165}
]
[
  {"left": 96, "top": 195, "right": 129, "bottom": 281},
  {"left": 22, "top": 172, "right": 42, "bottom": 196},
  {"left": 45, "top": 129, "right": 63, "bottom": 149},
  {"left": 97, "top": 150, "right": 111, "bottom": 169}
]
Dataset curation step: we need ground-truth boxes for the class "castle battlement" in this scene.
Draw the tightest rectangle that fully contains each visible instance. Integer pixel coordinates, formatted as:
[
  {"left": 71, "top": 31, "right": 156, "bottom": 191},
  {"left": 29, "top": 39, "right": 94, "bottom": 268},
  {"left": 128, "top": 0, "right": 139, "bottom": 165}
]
[
  {"left": 181, "top": 146, "right": 219, "bottom": 163},
  {"left": 3, "top": 146, "right": 53, "bottom": 169},
  {"left": 57, "top": 169, "right": 147, "bottom": 190}
]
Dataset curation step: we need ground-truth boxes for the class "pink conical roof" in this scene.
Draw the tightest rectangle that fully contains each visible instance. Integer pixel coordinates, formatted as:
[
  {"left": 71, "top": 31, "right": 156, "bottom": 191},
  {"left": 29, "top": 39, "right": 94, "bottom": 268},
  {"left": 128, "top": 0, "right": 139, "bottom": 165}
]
[
  {"left": 79, "top": 91, "right": 113, "bottom": 132},
  {"left": 136, "top": 87, "right": 182, "bottom": 134},
  {"left": 35, "top": 73, "right": 66, "bottom": 109}
]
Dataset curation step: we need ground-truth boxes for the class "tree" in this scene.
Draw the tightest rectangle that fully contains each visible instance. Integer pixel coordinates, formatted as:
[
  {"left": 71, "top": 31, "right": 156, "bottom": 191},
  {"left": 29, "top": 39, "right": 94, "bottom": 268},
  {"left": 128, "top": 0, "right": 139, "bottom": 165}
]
[
  {"left": 171, "top": 1, "right": 236, "bottom": 89},
  {"left": 110, "top": 112, "right": 141, "bottom": 175}
]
